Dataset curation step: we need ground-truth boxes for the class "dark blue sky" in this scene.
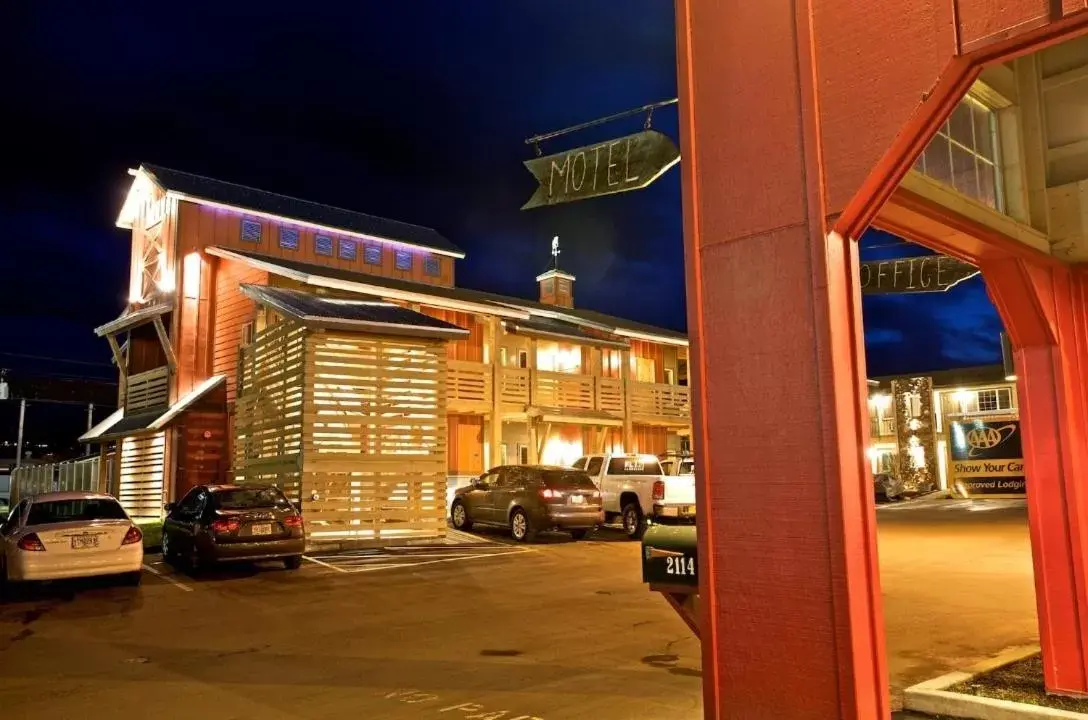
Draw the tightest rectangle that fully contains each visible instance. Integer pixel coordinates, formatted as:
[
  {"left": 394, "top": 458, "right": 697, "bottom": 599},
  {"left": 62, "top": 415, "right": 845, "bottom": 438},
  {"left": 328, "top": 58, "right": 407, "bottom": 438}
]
[{"left": 1, "top": 0, "right": 1003, "bottom": 385}]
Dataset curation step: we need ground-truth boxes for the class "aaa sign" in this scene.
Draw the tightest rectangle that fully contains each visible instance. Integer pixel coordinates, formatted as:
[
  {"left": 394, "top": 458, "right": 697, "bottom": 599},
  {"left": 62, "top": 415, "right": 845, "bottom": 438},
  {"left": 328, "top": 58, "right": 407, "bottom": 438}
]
[{"left": 521, "top": 130, "right": 681, "bottom": 210}]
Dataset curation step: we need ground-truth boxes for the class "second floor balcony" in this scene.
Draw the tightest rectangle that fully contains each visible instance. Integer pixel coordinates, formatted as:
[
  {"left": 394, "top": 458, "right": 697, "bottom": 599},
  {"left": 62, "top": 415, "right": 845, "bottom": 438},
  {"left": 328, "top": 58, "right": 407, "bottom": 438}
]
[{"left": 445, "top": 360, "right": 690, "bottom": 426}]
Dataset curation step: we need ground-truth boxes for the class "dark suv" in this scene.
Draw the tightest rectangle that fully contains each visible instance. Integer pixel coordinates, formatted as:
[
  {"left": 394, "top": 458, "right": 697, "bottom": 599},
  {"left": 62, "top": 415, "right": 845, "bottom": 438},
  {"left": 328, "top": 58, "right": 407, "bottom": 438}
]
[{"left": 450, "top": 465, "right": 603, "bottom": 542}]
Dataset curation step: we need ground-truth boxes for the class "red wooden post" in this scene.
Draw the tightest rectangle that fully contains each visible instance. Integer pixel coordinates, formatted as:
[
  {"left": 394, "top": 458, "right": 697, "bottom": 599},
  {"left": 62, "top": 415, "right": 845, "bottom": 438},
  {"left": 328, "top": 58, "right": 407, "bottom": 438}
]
[{"left": 985, "top": 261, "right": 1088, "bottom": 696}]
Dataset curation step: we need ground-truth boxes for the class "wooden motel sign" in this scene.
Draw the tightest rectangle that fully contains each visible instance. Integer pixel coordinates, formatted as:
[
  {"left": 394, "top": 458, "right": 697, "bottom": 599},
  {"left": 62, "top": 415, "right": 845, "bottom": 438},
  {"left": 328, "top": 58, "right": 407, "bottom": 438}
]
[
  {"left": 521, "top": 129, "right": 681, "bottom": 210},
  {"left": 859, "top": 255, "right": 979, "bottom": 294}
]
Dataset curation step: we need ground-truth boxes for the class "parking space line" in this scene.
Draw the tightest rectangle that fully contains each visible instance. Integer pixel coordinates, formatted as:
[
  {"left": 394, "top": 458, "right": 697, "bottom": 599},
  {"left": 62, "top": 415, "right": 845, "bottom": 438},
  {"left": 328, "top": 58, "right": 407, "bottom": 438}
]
[
  {"left": 142, "top": 563, "right": 194, "bottom": 592},
  {"left": 302, "top": 555, "right": 350, "bottom": 573},
  {"left": 446, "top": 528, "right": 505, "bottom": 545},
  {"left": 343, "top": 548, "right": 533, "bottom": 573}
]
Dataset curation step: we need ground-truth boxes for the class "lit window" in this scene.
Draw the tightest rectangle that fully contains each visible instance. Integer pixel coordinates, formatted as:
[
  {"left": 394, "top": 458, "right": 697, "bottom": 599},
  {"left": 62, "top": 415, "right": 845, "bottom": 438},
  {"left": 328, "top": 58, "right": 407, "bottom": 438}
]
[
  {"left": 339, "top": 239, "right": 357, "bottom": 260},
  {"left": 976, "top": 388, "right": 1013, "bottom": 412},
  {"left": 241, "top": 219, "right": 262, "bottom": 244},
  {"left": 315, "top": 235, "right": 333, "bottom": 256},
  {"left": 424, "top": 256, "right": 441, "bottom": 276},
  {"left": 279, "top": 227, "right": 299, "bottom": 250},
  {"left": 364, "top": 246, "right": 382, "bottom": 265},
  {"left": 395, "top": 250, "right": 411, "bottom": 271},
  {"left": 914, "top": 95, "right": 1003, "bottom": 211}
]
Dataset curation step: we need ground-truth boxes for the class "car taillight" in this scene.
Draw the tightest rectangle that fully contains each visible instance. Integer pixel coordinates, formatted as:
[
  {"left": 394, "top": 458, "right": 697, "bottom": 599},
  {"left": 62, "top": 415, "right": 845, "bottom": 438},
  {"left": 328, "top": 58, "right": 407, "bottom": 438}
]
[
  {"left": 283, "top": 515, "right": 303, "bottom": 528},
  {"left": 652, "top": 480, "right": 665, "bottom": 501},
  {"left": 539, "top": 488, "right": 563, "bottom": 500},
  {"left": 17, "top": 533, "right": 46, "bottom": 552},
  {"left": 122, "top": 525, "right": 143, "bottom": 546},
  {"left": 211, "top": 519, "right": 240, "bottom": 534}
]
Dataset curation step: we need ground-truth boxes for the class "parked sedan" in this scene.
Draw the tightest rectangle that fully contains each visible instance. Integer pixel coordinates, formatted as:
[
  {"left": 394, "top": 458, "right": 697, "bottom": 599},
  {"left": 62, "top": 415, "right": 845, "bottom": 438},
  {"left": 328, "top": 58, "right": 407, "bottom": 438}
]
[
  {"left": 162, "top": 484, "right": 305, "bottom": 572},
  {"left": 450, "top": 465, "right": 603, "bottom": 542},
  {"left": 0, "top": 492, "right": 144, "bottom": 585}
]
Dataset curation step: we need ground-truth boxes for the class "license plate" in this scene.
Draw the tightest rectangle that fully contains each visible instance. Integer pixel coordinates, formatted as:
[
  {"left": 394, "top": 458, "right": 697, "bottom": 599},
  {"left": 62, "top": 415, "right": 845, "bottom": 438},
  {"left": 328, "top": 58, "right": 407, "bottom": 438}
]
[
  {"left": 569, "top": 494, "right": 585, "bottom": 504},
  {"left": 71, "top": 535, "right": 99, "bottom": 550},
  {"left": 251, "top": 523, "right": 272, "bottom": 536}
]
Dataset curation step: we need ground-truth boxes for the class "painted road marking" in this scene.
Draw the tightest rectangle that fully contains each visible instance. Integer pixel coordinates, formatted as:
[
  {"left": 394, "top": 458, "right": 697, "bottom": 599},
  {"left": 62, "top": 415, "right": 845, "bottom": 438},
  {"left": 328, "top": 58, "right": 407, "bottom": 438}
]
[
  {"left": 383, "top": 689, "right": 542, "bottom": 719},
  {"left": 305, "top": 544, "right": 534, "bottom": 575},
  {"left": 141, "top": 563, "right": 194, "bottom": 592},
  {"left": 446, "top": 528, "right": 505, "bottom": 545}
]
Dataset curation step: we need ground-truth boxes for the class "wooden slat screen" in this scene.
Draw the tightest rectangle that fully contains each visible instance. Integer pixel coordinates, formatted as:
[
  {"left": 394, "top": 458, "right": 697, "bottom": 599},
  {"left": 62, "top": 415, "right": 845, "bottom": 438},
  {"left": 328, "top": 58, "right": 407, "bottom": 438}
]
[
  {"left": 302, "top": 330, "right": 447, "bottom": 541},
  {"left": 118, "top": 433, "right": 166, "bottom": 518},
  {"left": 233, "top": 320, "right": 305, "bottom": 498}
]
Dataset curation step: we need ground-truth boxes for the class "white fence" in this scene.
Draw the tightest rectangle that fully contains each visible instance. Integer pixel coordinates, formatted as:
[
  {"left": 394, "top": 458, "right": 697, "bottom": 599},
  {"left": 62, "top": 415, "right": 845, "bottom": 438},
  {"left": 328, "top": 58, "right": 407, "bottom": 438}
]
[{"left": 10, "top": 456, "right": 109, "bottom": 505}]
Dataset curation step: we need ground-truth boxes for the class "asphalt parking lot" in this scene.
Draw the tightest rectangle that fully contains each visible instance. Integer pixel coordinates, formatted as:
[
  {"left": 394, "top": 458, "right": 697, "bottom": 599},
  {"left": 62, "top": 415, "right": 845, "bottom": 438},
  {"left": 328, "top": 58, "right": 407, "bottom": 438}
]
[{"left": 0, "top": 499, "right": 1035, "bottom": 720}]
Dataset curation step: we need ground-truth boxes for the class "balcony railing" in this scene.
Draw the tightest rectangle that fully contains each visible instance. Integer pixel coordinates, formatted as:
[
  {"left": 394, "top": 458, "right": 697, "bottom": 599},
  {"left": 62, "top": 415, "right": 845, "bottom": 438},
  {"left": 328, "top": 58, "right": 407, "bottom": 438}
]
[
  {"left": 125, "top": 366, "right": 170, "bottom": 413},
  {"left": 629, "top": 382, "right": 691, "bottom": 421},
  {"left": 446, "top": 360, "right": 492, "bottom": 413},
  {"left": 870, "top": 416, "right": 896, "bottom": 438},
  {"left": 444, "top": 363, "right": 690, "bottom": 424}
]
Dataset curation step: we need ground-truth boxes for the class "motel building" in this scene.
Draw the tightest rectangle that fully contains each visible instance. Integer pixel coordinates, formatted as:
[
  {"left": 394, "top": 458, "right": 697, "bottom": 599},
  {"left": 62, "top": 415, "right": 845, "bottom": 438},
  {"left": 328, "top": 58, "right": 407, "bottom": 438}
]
[
  {"left": 866, "top": 355, "right": 1025, "bottom": 499},
  {"left": 79, "top": 164, "right": 692, "bottom": 543}
]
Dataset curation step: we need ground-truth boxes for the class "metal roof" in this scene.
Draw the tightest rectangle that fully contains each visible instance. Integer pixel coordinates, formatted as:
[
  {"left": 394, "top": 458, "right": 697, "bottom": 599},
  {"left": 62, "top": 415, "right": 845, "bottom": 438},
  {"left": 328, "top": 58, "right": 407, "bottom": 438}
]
[
  {"left": 80, "top": 376, "right": 227, "bottom": 443},
  {"left": 139, "top": 164, "right": 464, "bottom": 258},
  {"left": 239, "top": 285, "right": 470, "bottom": 339},
  {"left": 504, "top": 316, "right": 630, "bottom": 349},
  {"left": 213, "top": 248, "right": 688, "bottom": 344}
]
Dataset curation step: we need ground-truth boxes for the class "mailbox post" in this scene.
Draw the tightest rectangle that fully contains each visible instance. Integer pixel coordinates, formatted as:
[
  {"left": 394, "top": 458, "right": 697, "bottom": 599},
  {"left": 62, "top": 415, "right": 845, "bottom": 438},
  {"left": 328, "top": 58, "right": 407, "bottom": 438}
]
[{"left": 641, "top": 523, "right": 700, "bottom": 637}]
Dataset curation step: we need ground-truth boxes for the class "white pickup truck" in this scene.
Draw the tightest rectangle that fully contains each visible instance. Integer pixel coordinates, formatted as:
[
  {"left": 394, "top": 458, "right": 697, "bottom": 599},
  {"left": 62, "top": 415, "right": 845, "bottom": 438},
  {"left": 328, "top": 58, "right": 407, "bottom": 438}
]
[{"left": 572, "top": 453, "right": 696, "bottom": 539}]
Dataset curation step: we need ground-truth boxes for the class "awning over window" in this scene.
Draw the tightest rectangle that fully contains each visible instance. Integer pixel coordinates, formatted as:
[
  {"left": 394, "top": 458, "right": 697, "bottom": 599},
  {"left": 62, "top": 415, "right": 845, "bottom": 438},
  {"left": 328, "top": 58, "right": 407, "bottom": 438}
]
[
  {"left": 80, "top": 375, "right": 226, "bottom": 443},
  {"left": 503, "top": 317, "right": 629, "bottom": 349},
  {"left": 526, "top": 406, "right": 625, "bottom": 427},
  {"left": 239, "top": 285, "right": 470, "bottom": 339},
  {"left": 94, "top": 300, "right": 173, "bottom": 337}
]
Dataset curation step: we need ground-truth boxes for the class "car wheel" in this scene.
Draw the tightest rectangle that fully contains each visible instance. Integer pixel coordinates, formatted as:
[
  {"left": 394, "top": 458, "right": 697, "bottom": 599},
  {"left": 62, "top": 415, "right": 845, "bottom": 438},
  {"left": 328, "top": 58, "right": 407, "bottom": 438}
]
[
  {"left": 283, "top": 555, "right": 303, "bottom": 570},
  {"left": 161, "top": 533, "right": 177, "bottom": 565},
  {"left": 450, "top": 500, "right": 473, "bottom": 531},
  {"left": 570, "top": 529, "right": 589, "bottom": 541},
  {"left": 509, "top": 508, "right": 536, "bottom": 543},
  {"left": 622, "top": 503, "right": 647, "bottom": 540}
]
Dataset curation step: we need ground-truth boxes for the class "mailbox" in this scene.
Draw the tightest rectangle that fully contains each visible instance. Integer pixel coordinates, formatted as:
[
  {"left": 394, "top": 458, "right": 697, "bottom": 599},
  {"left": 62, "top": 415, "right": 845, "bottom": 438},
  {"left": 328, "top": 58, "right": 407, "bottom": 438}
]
[{"left": 641, "top": 523, "right": 698, "bottom": 588}]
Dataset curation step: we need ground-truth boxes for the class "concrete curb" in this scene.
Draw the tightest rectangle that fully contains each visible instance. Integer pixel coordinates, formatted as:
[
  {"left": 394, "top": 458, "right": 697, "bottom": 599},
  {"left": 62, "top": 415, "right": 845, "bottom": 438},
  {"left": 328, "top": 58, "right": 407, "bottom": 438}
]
[{"left": 904, "top": 646, "right": 1088, "bottom": 719}]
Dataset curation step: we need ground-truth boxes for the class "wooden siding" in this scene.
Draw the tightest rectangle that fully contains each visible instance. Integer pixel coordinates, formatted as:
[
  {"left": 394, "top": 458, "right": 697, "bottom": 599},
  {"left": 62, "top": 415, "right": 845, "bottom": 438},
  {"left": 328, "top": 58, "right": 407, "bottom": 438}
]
[
  {"left": 176, "top": 410, "right": 229, "bottom": 498},
  {"left": 234, "top": 320, "right": 306, "bottom": 498},
  {"left": 118, "top": 433, "right": 166, "bottom": 518},
  {"left": 414, "top": 307, "right": 483, "bottom": 360},
  {"left": 177, "top": 200, "right": 455, "bottom": 287},
  {"left": 301, "top": 330, "right": 448, "bottom": 540},
  {"left": 176, "top": 249, "right": 215, "bottom": 397},
  {"left": 213, "top": 258, "right": 267, "bottom": 403},
  {"left": 448, "top": 414, "right": 484, "bottom": 475},
  {"left": 630, "top": 340, "right": 666, "bottom": 383}
]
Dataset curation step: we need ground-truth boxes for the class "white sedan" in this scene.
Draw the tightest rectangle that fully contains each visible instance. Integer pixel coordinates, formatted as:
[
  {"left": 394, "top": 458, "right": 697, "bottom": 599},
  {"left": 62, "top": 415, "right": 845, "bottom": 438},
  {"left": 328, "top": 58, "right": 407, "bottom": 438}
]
[{"left": 1, "top": 492, "right": 144, "bottom": 584}]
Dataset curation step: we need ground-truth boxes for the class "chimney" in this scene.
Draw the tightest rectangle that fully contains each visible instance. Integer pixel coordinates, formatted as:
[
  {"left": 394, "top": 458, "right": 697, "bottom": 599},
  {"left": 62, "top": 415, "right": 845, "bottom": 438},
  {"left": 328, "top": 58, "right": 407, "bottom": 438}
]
[
  {"left": 1000, "top": 332, "right": 1016, "bottom": 381},
  {"left": 537, "top": 235, "right": 575, "bottom": 308}
]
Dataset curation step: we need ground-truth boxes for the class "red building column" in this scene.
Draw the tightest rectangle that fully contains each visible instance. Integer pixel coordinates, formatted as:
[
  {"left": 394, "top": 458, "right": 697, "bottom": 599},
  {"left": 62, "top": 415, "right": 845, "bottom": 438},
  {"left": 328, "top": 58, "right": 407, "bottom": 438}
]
[
  {"left": 674, "top": 2, "right": 888, "bottom": 718},
  {"left": 986, "top": 261, "right": 1088, "bottom": 696}
]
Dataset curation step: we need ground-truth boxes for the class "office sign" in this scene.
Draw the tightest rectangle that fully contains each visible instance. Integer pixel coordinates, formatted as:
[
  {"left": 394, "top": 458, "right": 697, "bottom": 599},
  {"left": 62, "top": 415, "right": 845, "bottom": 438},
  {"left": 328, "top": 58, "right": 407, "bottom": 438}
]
[
  {"left": 949, "top": 419, "right": 1026, "bottom": 495},
  {"left": 521, "top": 130, "right": 681, "bottom": 210},
  {"left": 860, "top": 255, "right": 978, "bottom": 294}
]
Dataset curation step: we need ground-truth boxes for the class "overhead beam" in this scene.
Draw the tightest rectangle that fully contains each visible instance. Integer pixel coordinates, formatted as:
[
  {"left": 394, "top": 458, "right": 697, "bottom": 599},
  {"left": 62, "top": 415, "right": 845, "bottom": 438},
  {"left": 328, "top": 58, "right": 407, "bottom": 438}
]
[
  {"left": 152, "top": 315, "right": 178, "bottom": 371},
  {"left": 1042, "top": 63, "right": 1088, "bottom": 92}
]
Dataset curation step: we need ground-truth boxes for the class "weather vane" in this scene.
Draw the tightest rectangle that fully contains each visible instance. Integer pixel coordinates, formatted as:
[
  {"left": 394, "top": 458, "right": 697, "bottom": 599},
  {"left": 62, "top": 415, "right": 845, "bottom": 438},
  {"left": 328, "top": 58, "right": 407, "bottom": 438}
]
[{"left": 551, "top": 236, "right": 561, "bottom": 270}]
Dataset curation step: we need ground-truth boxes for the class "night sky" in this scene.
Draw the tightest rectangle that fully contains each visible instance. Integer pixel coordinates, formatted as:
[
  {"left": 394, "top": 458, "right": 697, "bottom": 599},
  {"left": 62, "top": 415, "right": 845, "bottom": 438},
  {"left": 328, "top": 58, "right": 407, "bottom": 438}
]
[{"left": 1, "top": 1, "right": 1004, "bottom": 412}]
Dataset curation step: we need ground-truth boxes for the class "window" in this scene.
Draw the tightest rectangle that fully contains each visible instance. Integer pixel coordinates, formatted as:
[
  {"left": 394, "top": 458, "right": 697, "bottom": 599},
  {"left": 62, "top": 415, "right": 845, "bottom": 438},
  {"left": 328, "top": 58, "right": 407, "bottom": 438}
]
[
  {"left": 516, "top": 443, "right": 529, "bottom": 465},
  {"left": 28, "top": 498, "right": 127, "bottom": 525},
  {"left": 977, "top": 388, "right": 1013, "bottom": 412},
  {"left": 584, "top": 457, "right": 604, "bottom": 476},
  {"left": 571, "top": 457, "right": 587, "bottom": 470},
  {"left": 315, "top": 235, "right": 333, "bottom": 256},
  {"left": 607, "top": 457, "right": 662, "bottom": 475},
  {"left": 664, "top": 368, "right": 676, "bottom": 385},
  {"left": 424, "top": 256, "right": 441, "bottom": 276},
  {"left": 212, "top": 487, "right": 292, "bottom": 510},
  {"left": 915, "top": 95, "right": 1003, "bottom": 211},
  {"left": 339, "top": 238, "right": 357, "bottom": 260},
  {"left": 364, "top": 246, "right": 382, "bottom": 265},
  {"left": 241, "top": 219, "right": 262, "bottom": 244},
  {"left": 517, "top": 349, "right": 529, "bottom": 369},
  {"left": 279, "top": 227, "right": 299, "bottom": 250},
  {"left": 395, "top": 250, "right": 412, "bottom": 271}
]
